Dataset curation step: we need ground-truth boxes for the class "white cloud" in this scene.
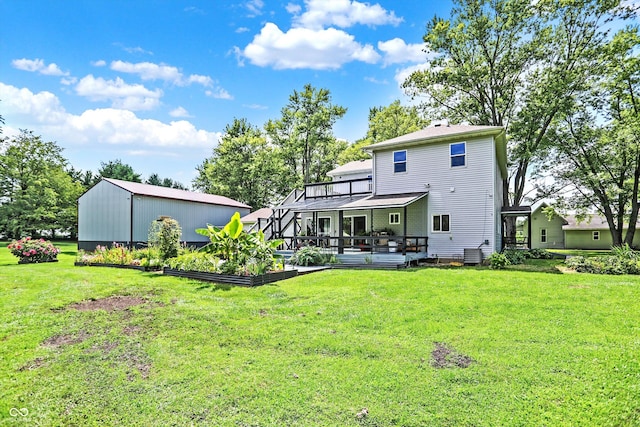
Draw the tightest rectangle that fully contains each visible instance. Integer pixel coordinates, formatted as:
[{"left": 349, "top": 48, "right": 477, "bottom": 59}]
[
  {"left": 291, "top": 0, "right": 402, "bottom": 30},
  {"left": 75, "top": 75, "right": 163, "bottom": 110},
  {"left": 245, "top": 0, "right": 264, "bottom": 16},
  {"left": 205, "top": 88, "right": 233, "bottom": 100},
  {"left": 286, "top": 3, "right": 302, "bottom": 14},
  {"left": 378, "top": 38, "right": 425, "bottom": 66},
  {"left": 242, "top": 22, "right": 379, "bottom": 69},
  {"left": 184, "top": 6, "right": 205, "bottom": 14},
  {"left": 243, "top": 103, "right": 268, "bottom": 110},
  {"left": 169, "top": 106, "right": 191, "bottom": 117},
  {"left": 91, "top": 60, "right": 107, "bottom": 67},
  {"left": 11, "top": 58, "right": 69, "bottom": 76},
  {"left": 61, "top": 77, "right": 78, "bottom": 86},
  {"left": 0, "top": 82, "right": 221, "bottom": 149},
  {"left": 110, "top": 60, "right": 213, "bottom": 87},
  {"left": 364, "top": 76, "right": 388, "bottom": 85},
  {"left": 236, "top": 26, "right": 251, "bottom": 33},
  {"left": 394, "top": 63, "right": 431, "bottom": 87},
  {"left": 118, "top": 44, "right": 154, "bottom": 55}
]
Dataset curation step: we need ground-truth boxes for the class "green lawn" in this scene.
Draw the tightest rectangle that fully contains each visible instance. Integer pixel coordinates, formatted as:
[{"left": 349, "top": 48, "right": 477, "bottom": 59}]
[{"left": 2, "top": 242, "right": 639, "bottom": 426}]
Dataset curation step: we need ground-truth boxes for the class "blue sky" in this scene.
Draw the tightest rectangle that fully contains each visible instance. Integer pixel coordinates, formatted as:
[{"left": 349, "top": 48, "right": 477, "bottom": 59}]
[{"left": 1, "top": 0, "right": 453, "bottom": 187}]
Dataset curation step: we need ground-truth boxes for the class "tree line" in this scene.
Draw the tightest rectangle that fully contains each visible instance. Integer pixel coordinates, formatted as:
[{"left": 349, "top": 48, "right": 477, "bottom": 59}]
[{"left": 0, "top": 0, "right": 637, "bottom": 245}]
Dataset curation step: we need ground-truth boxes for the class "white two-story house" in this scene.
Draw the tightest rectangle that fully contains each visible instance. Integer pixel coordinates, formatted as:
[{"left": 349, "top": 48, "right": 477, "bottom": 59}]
[{"left": 269, "top": 124, "right": 507, "bottom": 264}]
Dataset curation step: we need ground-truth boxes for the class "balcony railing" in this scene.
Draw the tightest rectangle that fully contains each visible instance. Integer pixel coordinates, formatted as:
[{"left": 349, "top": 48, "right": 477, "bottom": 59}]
[
  {"left": 304, "top": 178, "right": 372, "bottom": 199},
  {"left": 292, "top": 235, "right": 428, "bottom": 255}
]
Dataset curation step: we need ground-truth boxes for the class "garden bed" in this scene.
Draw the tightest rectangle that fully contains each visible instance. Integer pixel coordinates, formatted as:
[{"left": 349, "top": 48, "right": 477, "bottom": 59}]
[
  {"left": 162, "top": 268, "right": 298, "bottom": 286},
  {"left": 74, "top": 262, "right": 161, "bottom": 272}
]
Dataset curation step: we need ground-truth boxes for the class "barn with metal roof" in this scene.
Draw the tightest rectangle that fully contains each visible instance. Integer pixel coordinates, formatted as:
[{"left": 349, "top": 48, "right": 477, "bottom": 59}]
[{"left": 77, "top": 178, "right": 250, "bottom": 250}]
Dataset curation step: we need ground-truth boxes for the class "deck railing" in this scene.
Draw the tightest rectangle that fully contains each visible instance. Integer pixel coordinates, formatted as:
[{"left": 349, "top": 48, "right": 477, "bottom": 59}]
[
  {"left": 291, "top": 235, "right": 428, "bottom": 255},
  {"left": 304, "top": 178, "right": 372, "bottom": 199}
]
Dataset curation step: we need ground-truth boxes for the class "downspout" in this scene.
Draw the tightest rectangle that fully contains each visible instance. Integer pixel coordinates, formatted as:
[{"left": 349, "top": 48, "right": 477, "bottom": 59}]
[{"left": 129, "top": 193, "right": 134, "bottom": 249}]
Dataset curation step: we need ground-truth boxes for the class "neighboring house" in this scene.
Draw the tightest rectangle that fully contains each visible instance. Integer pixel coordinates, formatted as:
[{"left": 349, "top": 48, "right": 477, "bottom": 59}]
[
  {"left": 563, "top": 215, "right": 640, "bottom": 250},
  {"left": 269, "top": 124, "right": 508, "bottom": 264},
  {"left": 241, "top": 208, "right": 273, "bottom": 232},
  {"left": 522, "top": 203, "right": 567, "bottom": 249},
  {"left": 78, "top": 178, "right": 250, "bottom": 250}
]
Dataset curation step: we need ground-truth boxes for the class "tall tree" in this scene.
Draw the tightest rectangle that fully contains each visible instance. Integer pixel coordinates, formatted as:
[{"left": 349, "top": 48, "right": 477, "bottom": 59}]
[
  {"left": 402, "top": 0, "right": 627, "bottom": 208},
  {"left": 544, "top": 27, "right": 640, "bottom": 246},
  {"left": 266, "top": 84, "right": 347, "bottom": 187},
  {"left": 0, "top": 130, "right": 82, "bottom": 238},
  {"left": 194, "top": 118, "right": 289, "bottom": 208},
  {"left": 98, "top": 159, "right": 142, "bottom": 182},
  {"left": 145, "top": 173, "right": 187, "bottom": 190},
  {"left": 338, "top": 100, "right": 428, "bottom": 164}
]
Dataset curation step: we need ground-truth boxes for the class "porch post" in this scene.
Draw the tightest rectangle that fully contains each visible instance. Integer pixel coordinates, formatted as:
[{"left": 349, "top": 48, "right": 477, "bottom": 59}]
[
  {"left": 292, "top": 211, "right": 298, "bottom": 251},
  {"left": 313, "top": 211, "right": 318, "bottom": 246},
  {"left": 370, "top": 208, "right": 374, "bottom": 252},
  {"left": 527, "top": 213, "right": 532, "bottom": 249},
  {"left": 403, "top": 205, "right": 408, "bottom": 256},
  {"left": 338, "top": 210, "right": 344, "bottom": 254}
]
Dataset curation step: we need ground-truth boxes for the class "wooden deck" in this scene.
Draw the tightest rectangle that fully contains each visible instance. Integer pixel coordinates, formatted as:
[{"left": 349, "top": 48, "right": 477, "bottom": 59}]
[{"left": 278, "top": 250, "right": 428, "bottom": 269}]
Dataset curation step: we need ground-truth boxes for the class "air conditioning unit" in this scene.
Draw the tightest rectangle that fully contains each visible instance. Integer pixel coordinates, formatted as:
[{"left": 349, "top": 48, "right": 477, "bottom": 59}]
[{"left": 464, "top": 248, "right": 483, "bottom": 265}]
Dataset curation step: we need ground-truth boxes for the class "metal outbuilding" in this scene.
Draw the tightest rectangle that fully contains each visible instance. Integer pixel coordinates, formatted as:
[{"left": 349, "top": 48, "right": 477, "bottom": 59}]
[{"left": 77, "top": 178, "right": 251, "bottom": 250}]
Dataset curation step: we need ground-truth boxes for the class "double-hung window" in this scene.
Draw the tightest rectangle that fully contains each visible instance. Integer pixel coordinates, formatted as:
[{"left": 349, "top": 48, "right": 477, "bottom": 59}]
[
  {"left": 592, "top": 231, "right": 600, "bottom": 241},
  {"left": 450, "top": 142, "right": 466, "bottom": 167},
  {"left": 389, "top": 213, "right": 400, "bottom": 225},
  {"left": 432, "top": 214, "right": 450, "bottom": 232},
  {"left": 393, "top": 150, "right": 407, "bottom": 173},
  {"left": 540, "top": 228, "right": 547, "bottom": 243}
]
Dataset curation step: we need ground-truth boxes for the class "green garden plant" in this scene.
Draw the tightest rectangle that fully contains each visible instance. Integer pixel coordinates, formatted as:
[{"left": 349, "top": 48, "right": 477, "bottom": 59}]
[
  {"left": 487, "top": 252, "right": 510, "bottom": 269},
  {"left": 148, "top": 217, "right": 182, "bottom": 261},
  {"left": 196, "top": 212, "right": 284, "bottom": 275}
]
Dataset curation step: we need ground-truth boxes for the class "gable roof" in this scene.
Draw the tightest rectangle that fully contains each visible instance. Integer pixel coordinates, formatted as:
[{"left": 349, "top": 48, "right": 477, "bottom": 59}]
[
  {"left": 363, "top": 124, "right": 508, "bottom": 178},
  {"left": 241, "top": 208, "right": 273, "bottom": 223},
  {"left": 327, "top": 159, "right": 372, "bottom": 177},
  {"left": 562, "top": 214, "right": 640, "bottom": 230},
  {"left": 102, "top": 178, "right": 251, "bottom": 209}
]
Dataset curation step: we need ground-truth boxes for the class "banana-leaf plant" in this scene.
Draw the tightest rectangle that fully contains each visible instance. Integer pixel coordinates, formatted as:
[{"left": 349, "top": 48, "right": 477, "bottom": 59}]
[{"left": 196, "top": 212, "right": 284, "bottom": 274}]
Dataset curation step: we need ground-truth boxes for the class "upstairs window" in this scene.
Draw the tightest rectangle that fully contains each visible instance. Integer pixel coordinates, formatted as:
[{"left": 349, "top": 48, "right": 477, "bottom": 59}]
[
  {"left": 450, "top": 142, "right": 466, "bottom": 167},
  {"left": 393, "top": 150, "right": 407, "bottom": 173}
]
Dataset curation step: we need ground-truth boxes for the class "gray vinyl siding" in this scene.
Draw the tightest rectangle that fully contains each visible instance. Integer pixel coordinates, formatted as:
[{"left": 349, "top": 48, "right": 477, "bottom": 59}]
[
  {"left": 78, "top": 180, "right": 131, "bottom": 242},
  {"left": 494, "top": 158, "right": 504, "bottom": 253},
  {"left": 373, "top": 136, "right": 498, "bottom": 259},
  {"left": 132, "top": 196, "right": 249, "bottom": 242}
]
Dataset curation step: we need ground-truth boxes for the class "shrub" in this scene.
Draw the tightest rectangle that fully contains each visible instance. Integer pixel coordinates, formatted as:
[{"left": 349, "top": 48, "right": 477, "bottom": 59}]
[
  {"left": 7, "top": 237, "right": 60, "bottom": 263},
  {"left": 289, "top": 246, "right": 330, "bottom": 266},
  {"left": 565, "top": 251, "right": 640, "bottom": 275},
  {"left": 502, "top": 249, "right": 526, "bottom": 265},
  {"left": 148, "top": 217, "right": 182, "bottom": 261},
  {"left": 526, "top": 248, "right": 553, "bottom": 259},
  {"left": 487, "top": 252, "right": 510, "bottom": 269}
]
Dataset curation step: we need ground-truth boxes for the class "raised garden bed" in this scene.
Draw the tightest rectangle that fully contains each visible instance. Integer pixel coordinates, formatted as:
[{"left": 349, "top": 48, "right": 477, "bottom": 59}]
[
  {"left": 163, "top": 268, "right": 298, "bottom": 286},
  {"left": 74, "top": 262, "right": 161, "bottom": 272}
]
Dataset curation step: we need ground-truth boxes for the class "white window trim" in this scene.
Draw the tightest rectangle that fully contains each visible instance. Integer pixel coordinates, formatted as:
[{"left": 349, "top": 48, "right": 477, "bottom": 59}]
[
  {"left": 432, "top": 214, "right": 451, "bottom": 233},
  {"left": 540, "top": 228, "right": 547, "bottom": 243},
  {"left": 450, "top": 141, "right": 467, "bottom": 168},
  {"left": 389, "top": 213, "right": 400, "bottom": 225},
  {"left": 393, "top": 150, "right": 407, "bottom": 174},
  {"left": 592, "top": 231, "right": 600, "bottom": 241}
]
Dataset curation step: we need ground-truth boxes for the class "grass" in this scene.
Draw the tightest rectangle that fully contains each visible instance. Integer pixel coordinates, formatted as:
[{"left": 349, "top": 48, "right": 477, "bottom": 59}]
[{"left": 2, "top": 242, "right": 640, "bottom": 426}]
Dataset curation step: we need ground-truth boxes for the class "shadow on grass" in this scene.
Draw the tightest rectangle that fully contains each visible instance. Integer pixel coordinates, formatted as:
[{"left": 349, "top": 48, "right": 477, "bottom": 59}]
[{"left": 195, "top": 282, "right": 233, "bottom": 292}]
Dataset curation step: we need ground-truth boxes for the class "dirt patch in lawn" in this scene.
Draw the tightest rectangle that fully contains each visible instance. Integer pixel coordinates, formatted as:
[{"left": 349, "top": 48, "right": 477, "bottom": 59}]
[
  {"left": 42, "top": 330, "right": 91, "bottom": 348},
  {"left": 431, "top": 342, "right": 475, "bottom": 369},
  {"left": 68, "top": 296, "right": 148, "bottom": 312}
]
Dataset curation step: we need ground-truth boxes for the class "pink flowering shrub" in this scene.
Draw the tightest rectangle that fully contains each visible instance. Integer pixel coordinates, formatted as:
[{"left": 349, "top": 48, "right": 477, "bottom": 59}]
[{"left": 7, "top": 237, "right": 60, "bottom": 263}]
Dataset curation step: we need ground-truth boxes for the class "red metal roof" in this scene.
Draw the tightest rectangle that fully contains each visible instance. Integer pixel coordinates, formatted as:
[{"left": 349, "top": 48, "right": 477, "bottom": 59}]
[{"left": 103, "top": 178, "right": 251, "bottom": 209}]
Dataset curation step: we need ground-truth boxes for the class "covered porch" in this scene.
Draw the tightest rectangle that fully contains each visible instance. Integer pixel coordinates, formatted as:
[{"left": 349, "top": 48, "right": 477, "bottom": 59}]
[{"left": 276, "top": 191, "right": 430, "bottom": 266}]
